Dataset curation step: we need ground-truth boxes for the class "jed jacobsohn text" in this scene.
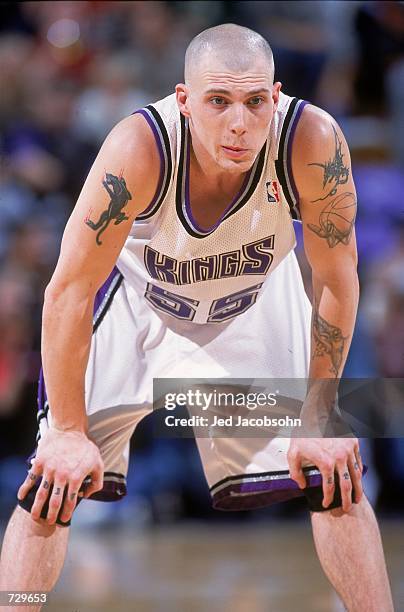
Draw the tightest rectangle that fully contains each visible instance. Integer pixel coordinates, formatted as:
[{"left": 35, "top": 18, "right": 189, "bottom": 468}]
[
  {"left": 165, "top": 414, "right": 302, "bottom": 428},
  {"left": 164, "top": 389, "right": 279, "bottom": 411}
]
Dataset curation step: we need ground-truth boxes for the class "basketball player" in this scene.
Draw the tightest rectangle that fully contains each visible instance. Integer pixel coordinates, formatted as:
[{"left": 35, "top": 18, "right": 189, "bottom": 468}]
[{"left": 0, "top": 24, "right": 393, "bottom": 611}]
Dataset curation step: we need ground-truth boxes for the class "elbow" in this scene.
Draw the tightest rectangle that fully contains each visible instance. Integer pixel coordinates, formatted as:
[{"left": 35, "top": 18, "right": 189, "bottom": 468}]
[
  {"left": 312, "top": 250, "right": 358, "bottom": 284},
  {"left": 44, "top": 280, "right": 67, "bottom": 305},
  {"left": 43, "top": 277, "right": 96, "bottom": 316}
]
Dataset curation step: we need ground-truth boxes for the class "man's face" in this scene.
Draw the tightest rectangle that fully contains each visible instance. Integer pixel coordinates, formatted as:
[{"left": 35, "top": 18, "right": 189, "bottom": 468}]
[{"left": 176, "top": 55, "right": 281, "bottom": 174}]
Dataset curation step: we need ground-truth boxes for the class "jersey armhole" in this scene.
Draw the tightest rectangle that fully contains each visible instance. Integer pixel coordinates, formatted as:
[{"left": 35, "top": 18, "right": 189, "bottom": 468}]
[
  {"left": 132, "top": 105, "right": 173, "bottom": 220},
  {"left": 274, "top": 98, "right": 309, "bottom": 222}
]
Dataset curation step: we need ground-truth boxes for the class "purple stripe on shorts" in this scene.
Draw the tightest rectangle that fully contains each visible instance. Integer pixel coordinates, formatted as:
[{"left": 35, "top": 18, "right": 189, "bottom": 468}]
[
  {"left": 211, "top": 466, "right": 367, "bottom": 511},
  {"left": 37, "top": 366, "right": 47, "bottom": 414},
  {"left": 133, "top": 109, "right": 165, "bottom": 216},
  {"left": 88, "top": 478, "right": 127, "bottom": 502},
  {"left": 286, "top": 99, "right": 308, "bottom": 207},
  {"left": 35, "top": 266, "right": 121, "bottom": 420},
  {"left": 212, "top": 472, "right": 321, "bottom": 511}
]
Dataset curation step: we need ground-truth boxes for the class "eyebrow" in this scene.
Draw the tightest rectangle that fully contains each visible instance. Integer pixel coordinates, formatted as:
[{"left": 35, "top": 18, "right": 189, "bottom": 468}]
[{"left": 204, "top": 88, "right": 270, "bottom": 97}]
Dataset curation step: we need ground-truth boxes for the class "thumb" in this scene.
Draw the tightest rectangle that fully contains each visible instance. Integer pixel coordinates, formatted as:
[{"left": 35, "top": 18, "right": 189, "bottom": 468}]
[{"left": 83, "top": 470, "right": 104, "bottom": 498}]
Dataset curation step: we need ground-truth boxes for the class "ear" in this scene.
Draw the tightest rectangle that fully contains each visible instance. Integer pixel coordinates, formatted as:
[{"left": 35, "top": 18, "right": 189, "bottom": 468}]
[
  {"left": 272, "top": 81, "right": 282, "bottom": 113},
  {"left": 175, "top": 83, "right": 191, "bottom": 118}
]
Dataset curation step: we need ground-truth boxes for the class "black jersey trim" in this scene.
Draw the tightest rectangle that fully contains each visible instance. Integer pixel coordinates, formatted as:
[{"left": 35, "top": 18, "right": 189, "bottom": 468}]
[
  {"left": 275, "top": 97, "right": 308, "bottom": 221},
  {"left": 175, "top": 114, "right": 267, "bottom": 239},
  {"left": 133, "top": 105, "right": 172, "bottom": 220}
]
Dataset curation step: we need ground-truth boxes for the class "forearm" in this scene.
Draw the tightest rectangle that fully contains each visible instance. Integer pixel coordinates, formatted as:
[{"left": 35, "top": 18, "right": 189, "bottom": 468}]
[
  {"left": 42, "top": 283, "right": 95, "bottom": 433},
  {"left": 309, "top": 269, "right": 359, "bottom": 380},
  {"left": 300, "top": 268, "right": 359, "bottom": 432}
]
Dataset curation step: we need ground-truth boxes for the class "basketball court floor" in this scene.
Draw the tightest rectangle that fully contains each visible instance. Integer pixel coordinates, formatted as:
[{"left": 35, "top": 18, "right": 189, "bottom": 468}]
[{"left": 7, "top": 517, "right": 400, "bottom": 611}]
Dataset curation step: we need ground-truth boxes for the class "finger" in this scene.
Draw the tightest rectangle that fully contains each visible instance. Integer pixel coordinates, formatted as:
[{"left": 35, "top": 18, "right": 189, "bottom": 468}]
[
  {"left": 288, "top": 451, "right": 306, "bottom": 489},
  {"left": 17, "top": 460, "right": 43, "bottom": 501},
  {"left": 354, "top": 443, "right": 363, "bottom": 474},
  {"left": 348, "top": 454, "right": 363, "bottom": 504},
  {"left": 337, "top": 464, "right": 352, "bottom": 513},
  {"left": 31, "top": 473, "right": 53, "bottom": 521},
  {"left": 83, "top": 466, "right": 104, "bottom": 498},
  {"left": 59, "top": 477, "right": 83, "bottom": 523},
  {"left": 321, "top": 463, "right": 336, "bottom": 509},
  {"left": 46, "top": 479, "right": 67, "bottom": 525}
]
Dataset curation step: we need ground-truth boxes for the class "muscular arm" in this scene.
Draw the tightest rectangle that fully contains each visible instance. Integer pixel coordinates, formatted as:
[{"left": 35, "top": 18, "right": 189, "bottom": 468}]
[
  {"left": 293, "top": 105, "right": 358, "bottom": 389},
  {"left": 43, "top": 114, "right": 160, "bottom": 433},
  {"left": 17, "top": 114, "right": 161, "bottom": 523},
  {"left": 287, "top": 105, "right": 362, "bottom": 512}
]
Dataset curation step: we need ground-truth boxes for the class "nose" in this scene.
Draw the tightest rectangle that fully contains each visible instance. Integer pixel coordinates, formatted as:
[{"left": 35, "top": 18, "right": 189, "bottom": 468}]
[{"left": 228, "top": 104, "right": 247, "bottom": 136}]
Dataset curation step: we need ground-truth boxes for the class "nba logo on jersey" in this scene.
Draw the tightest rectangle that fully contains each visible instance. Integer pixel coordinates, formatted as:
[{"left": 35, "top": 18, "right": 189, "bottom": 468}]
[{"left": 266, "top": 181, "right": 280, "bottom": 204}]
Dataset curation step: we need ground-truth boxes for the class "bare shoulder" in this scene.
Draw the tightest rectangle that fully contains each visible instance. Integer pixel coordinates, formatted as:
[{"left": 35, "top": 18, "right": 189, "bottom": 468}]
[
  {"left": 292, "top": 104, "right": 347, "bottom": 162},
  {"left": 49, "top": 111, "right": 163, "bottom": 291},
  {"left": 98, "top": 113, "right": 160, "bottom": 187},
  {"left": 291, "top": 104, "right": 354, "bottom": 203}
]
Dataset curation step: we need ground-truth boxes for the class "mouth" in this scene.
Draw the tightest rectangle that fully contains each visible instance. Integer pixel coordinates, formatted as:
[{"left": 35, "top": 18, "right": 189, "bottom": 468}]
[{"left": 222, "top": 146, "right": 249, "bottom": 158}]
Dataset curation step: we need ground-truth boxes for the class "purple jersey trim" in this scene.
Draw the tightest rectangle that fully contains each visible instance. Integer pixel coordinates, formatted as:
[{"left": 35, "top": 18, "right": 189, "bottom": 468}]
[
  {"left": 285, "top": 99, "right": 308, "bottom": 212},
  {"left": 133, "top": 109, "right": 165, "bottom": 217}
]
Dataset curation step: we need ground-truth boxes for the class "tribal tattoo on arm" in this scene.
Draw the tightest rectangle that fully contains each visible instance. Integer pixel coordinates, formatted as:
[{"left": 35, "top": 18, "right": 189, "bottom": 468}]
[
  {"left": 85, "top": 172, "right": 132, "bottom": 245},
  {"left": 312, "top": 300, "right": 348, "bottom": 377},
  {"left": 307, "top": 125, "right": 357, "bottom": 248},
  {"left": 309, "top": 126, "right": 350, "bottom": 202}
]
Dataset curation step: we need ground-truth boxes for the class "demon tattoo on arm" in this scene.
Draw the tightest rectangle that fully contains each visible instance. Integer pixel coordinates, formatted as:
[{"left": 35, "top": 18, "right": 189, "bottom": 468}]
[
  {"left": 85, "top": 172, "right": 132, "bottom": 245},
  {"left": 312, "top": 301, "right": 348, "bottom": 378}
]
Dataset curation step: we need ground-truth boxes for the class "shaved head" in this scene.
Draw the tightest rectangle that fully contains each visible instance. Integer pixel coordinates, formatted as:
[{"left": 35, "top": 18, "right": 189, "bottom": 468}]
[
  {"left": 176, "top": 23, "right": 280, "bottom": 177},
  {"left": 184, "top": 23, "right": 274, "bottom": 84}
]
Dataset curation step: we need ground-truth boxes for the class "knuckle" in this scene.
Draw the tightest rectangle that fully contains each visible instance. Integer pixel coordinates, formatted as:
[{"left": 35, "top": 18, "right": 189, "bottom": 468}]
[
  {"left": 69, "top": 477, "right": 82, "bottom": 489},
  {"left": 321, "top": 459, "right": 334, "bottom": 472},
  {"left": 49, "top": 498, "right": 61, "bottom": 509},
  {"left": 334, "top": 452, "right": 346, "bottom": 464}
]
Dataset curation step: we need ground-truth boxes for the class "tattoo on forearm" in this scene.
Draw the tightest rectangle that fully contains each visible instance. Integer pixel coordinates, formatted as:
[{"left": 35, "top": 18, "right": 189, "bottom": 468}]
[
  {"left": 309, "top": 125, "right": 350, "bottom": 202},
  {"left": 85, "top": 172, "right": 132, "bottom": 245},
  {"left": 307, "top": 192, "right": 356, "bottom": 248},
  {"left": 312, "top": 302, "right": 348, "bottom": 377}
]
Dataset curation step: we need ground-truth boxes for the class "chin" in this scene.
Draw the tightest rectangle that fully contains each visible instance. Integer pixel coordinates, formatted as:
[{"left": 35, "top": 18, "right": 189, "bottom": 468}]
[{"left": 218, "top": 157, "right": 255, "bottom": 173}]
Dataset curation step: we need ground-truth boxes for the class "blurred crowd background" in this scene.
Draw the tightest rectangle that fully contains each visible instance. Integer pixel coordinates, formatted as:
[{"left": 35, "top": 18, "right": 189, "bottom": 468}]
[{"left": 0, "top": 0, "right": 404, "bottom": 527}]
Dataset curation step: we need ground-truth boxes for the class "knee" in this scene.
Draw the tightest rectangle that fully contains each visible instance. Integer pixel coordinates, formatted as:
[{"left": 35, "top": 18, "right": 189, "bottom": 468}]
[
  {"left": 311, "top": 494, "right": 371, "bottom": 520},
  {"left": 13, "top": 505, "right": 66, "bottom": 537}
]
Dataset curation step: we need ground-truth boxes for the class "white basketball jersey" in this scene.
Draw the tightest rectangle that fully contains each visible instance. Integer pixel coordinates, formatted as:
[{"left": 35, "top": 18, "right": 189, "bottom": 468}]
[{"left": 117, "top": 92, "right": 308, "bottom": 324}]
